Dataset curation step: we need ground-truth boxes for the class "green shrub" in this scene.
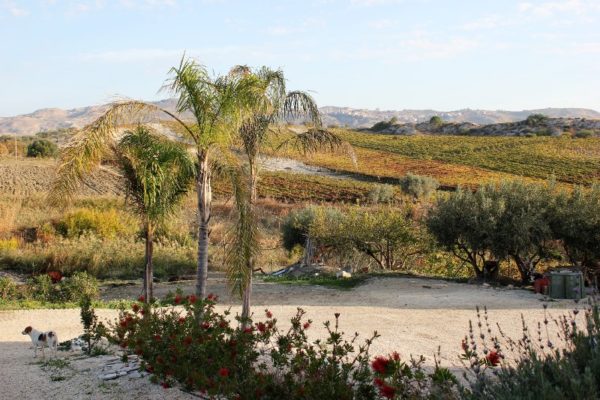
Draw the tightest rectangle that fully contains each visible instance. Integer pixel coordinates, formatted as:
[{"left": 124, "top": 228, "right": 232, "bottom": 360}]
[
  {"left": 0, "top": 277, "right": 19, "bottom": 299},
  {"left": 525, "top": 113, "right": 548, "bottom": 127},
  {"left": 398, "top": 173, "right": 439, "bottom": 199},
  {"left": 281, "top": 206, "right": 343, "bottom": 251},
  {"left": 575, "top": 129, "right": 594, "bottom": 138},
  {"left": 63, "top": 272, "right": 99, "bottom": 302},
  {"left": 368, "top": 184, "right": 396, "bottom": 204},
  {"left": 55, "top": 208, "right": 137, "bottom": 239},
  {"left": 26, "top": 139, "right": 58, "bottom": 158},
  {"left": 429, "top": 115, "right": 443, "bottom": 126},
  {"left": 462, "top": 302, "right": 600, "bottom": 399}
]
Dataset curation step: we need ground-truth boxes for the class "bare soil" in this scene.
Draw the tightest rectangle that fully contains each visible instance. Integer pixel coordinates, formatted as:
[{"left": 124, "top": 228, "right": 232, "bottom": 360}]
[{"left": 0, "top": 275, "right": 581, "bottom": 400}]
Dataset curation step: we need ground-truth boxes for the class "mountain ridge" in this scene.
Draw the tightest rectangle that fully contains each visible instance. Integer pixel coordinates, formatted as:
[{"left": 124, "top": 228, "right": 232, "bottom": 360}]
[{"left": 1, "top": 99, "right": 599, "bottom": 135}]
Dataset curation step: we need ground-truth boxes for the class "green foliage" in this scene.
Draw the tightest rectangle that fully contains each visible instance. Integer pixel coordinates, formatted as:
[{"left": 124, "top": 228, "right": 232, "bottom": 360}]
[
  {"left": 370, "top": 118, "right": 397, "bottom": 132},
  {"left": 525, "top": 113, "right": 548, "bottom": 127},
  {"left": 27, "top": 271, "right": 99, "bottom": 303},
  {"left": 429, "top": 115, "right": 443, "bottom": 126},
  {"left": 398, "top": 174, "right": 439, "bottom": 199},
  {"left": 262, "top": 274, "right": 367, "bottom": 289},
  {"left": 80, "top": 294, "right": 106, "bottom": 355},
  {"left": 281, "top": 206, "right": 343, "bottom": 251},
  {"left": 26, "top": 139, "right": 58, "bottom": 158},
  {"left": 55, "top": 208, "right": 136, "bottom": 239},
  {"left": 487, "top": 182, "right": 556, "bottom": 283},
  {"left": 426, "top": 187, "right": 501, "bottom": 279},
  {"left": 368, "top": 184, "right": 396, "bottom": 204},
  {"left": 106, "top": 296, "right": 458, "bottom": 399},
  {"left": 463, "top": 302, "right": 600, "bottom": 400},
  {"left": 0, "top": 276, "right": 19, "bottom": 299},
  {"left": 307, "top": 206, "right": 424, "bottom": 271},
  {"left": 551, "top": 186, "right": 600, "bottom": 274},
  {"left": 575, "top": 129, "right": 594, "bottom": 138}
]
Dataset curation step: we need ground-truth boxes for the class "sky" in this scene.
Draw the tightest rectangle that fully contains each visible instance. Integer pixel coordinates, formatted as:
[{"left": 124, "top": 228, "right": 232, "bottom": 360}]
[{"left": 1, "top": 0, "right": 599, "bottom": 117}]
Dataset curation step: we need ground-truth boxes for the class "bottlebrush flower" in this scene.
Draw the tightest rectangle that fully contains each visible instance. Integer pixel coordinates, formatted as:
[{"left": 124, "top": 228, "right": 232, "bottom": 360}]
[
  {"left": 174, "top": 295, "right": 182, "bottom": 304},
  {"left": 303, "top": 322, "right": 311, "bottom": 330},
  {"left": 380, "top": 384, "right": 396, "bottom": 399},
  {"left": 371, "top": 356, "right": 390, "bottom": 374},
  {"left": 132, "top": 304, "right": 140, "bottom": 313},
  {"left": 188, "top": 294, "right": 197, "bottom": 304},
  {"left": 257, "top": 322, "right": 266, "bottom": 333},
  {"left": 265, "top": 310, "right": 273, "bottom": 318},
  {"left": 218, "top": 367, "right": 230, "bottom": 377},
  {"left": 183, "top": 336, "right": 193, "bottom": 346},
  {"left": 138, "top": 295, "right": 145, "bottom": 302},
  {"left": 486, "top": 351, "right": 501, "bottom": 366}
]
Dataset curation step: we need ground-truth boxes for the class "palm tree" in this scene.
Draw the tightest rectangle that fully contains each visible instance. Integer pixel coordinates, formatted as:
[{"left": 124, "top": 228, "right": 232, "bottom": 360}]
[
  {"left": 50, "top": 56, "right": 264, "bottom": 299},
  {"left": 50, "top": 126, "right": 195, "bottom": 301},
  {"left": 117, "top": 127, "right": 195, "bottom": 300},
  {"left": 225, "top": 66, "right": 350, "bottom": 321}
]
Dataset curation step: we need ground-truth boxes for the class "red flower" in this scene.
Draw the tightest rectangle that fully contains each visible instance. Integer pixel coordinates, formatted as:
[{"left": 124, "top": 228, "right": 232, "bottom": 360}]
[
  {"left": 132, "top": 304, "right": 140, "bottom": 313},
  {"left": 119, "top": 319, "right": 127, "bottom": 327},
  {"left": 138, "top": 295, "right": 145, "bottom": 302},
  {"left": 153, "top": 334, "right": 161, "bottom": 342},
  {"left": 243, "top": 327, "right": 254, "bottom": 334},
  {"left": 219, "top": 321, "right": 227, "bottom": 329},
  {"left": 380, "top": 384, "right": 396, "bottom": 399},
  {"left": 303, "top": 322, "right": 311, "bottom": 330},
  {"left": 207, "top": 293, "right": 216, "bottom": 301},
  {"left": 161, "top": 382, "right": 170, "bottom": 389},
  {"left": 265, "top": 310, "right": 273, "bottom": 318},
  {"left": 188, "top": 295, "right": 197, "bottom": 304},
  {"left": 371, "top": 356, "right": 390, "bottom": 374},
  {"left": 486, "top": 351, "right": 501, "bottom": 366},
  {"left": 391, "top": 351, "right": 400, "bottom": 361},
  {"left": 201, "top": 322, "right": 210, "bottom": 330},
  {"left": 179, "top": 317, "right": 186, "bottom": 324},
  {"left": 183, "top": 336, "right": 193, "bottom": 346},
  {"left": 373, "top": 377, "right": 385, "bottom": 387},
  {"left": 257, "top": 322, "right": 266, "bottom": 333},
  {"left": 218, "top": 367, "right": 229, "bottom": 377},
  {"left": 140, "top": 310, "right": 145, "bottom": 316},
  {"left": 174, "top": 295, "right": 182, "bottom": 304}
]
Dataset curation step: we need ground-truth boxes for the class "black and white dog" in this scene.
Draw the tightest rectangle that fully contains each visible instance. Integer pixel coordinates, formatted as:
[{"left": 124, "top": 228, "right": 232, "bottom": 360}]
[{"left": 22, "top": 326, "right": 58, "bottom": 358}]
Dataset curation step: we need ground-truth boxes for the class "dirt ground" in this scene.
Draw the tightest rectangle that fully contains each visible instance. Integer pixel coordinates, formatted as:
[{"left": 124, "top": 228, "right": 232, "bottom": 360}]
[{"left": 0, "top": 274, "right": 583, "bottom": 400}]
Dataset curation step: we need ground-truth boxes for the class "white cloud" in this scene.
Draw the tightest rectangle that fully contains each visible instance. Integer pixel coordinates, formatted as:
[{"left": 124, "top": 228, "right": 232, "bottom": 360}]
[
  {"left": 1, "top": 0, "right": 29, "bottom": 16},
  {"left": 461, "top": 15, "right": 514, "bottom": 31},
  {"left": 265, "top": 17, "right": 325, "bottom": 36},
  {"left": 368, "top": 18, "right": 395, "bottom": 29},
  {"left": 518, "top": 0, "right": 599, "bottom": 17}
]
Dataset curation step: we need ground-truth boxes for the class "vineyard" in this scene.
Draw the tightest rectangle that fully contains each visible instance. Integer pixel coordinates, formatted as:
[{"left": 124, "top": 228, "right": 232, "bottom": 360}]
[{"left": 268, "top": 128, "right": 600, "bottom": 188}]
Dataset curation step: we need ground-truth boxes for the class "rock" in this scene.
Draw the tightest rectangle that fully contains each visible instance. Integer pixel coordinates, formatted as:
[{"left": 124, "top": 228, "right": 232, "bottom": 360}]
[
  {"left": 482, "top": 283, "right": 491, "bottom": 288},
  {"left": 506, "top": 284, "right": 514, "bottom": 290},
  {"left": 336, "top": 270, "right": 352, "bottom": 279}
]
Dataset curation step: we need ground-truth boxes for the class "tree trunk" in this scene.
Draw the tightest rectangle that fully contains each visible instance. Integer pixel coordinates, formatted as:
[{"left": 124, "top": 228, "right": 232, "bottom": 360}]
[
  {"left": 241, "top": 162, "right": 257, "bottom": 322},
  {"left": 143, "top": 222, "right": 154, "bottom": 303},
  {"left": 514, "top": 255, "right": 534, "bottom": 285},
  {"left": 195, "top": 151, "right": 211, "bottom": 298}
]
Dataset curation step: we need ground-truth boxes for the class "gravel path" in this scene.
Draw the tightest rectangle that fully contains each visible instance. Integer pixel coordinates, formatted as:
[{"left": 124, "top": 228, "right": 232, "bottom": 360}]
[{"left": 1, "top": 276, "right": 581, "bottom": 400}]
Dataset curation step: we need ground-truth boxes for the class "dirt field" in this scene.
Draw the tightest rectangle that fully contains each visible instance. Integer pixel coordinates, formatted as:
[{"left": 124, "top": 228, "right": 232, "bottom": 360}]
[{"left": 0, "top": 275, "right": 582, "bottom": 400}]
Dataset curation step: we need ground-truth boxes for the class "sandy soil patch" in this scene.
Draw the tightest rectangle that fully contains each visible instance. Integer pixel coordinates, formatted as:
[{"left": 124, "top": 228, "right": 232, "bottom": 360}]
[{"left": 1, "top": 276, "right": 581, "bottom": 399}]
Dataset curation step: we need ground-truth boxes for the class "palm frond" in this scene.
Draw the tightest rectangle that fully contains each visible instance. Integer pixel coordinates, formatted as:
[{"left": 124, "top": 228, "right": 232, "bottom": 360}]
[
  {"left": 281, "top": 90, "right": 322, "bottom": 127},
  {"left": 48, "top": 100, "right": 193, "bottom": 206},
  {"left": 224, "top": 167, "right": 260, "bottom": 298}
]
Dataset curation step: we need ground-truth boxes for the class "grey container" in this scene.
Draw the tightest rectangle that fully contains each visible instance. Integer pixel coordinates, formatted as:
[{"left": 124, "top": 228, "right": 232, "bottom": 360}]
[{"left": 549, "top": 271, "right": 584, "bottom": 300}]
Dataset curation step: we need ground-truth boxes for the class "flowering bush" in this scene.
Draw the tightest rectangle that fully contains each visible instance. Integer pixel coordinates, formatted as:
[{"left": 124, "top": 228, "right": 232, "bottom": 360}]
[
  {"left": 107, "top": 296, "right": 459, "bottom": 399},
  {"left": 461, "top": 301, "right": 600, "bottom": 399}
]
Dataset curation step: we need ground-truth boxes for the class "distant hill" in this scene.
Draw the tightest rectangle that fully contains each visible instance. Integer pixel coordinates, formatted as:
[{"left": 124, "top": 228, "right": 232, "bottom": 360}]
[
  {"left": 320, "top": 106, "right": 600, "bottom": 128},
  {"left": 1, "top": 100, "right": 599, "bottom": 135}
]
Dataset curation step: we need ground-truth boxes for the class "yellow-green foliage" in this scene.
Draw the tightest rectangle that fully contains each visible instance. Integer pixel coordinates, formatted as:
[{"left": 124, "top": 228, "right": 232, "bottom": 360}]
[
  {"left": 55, "top": 208, "right": 137, "bottom": 239},
  {"left": 0, "top": 238, "right": 18, "bottom": 250}
]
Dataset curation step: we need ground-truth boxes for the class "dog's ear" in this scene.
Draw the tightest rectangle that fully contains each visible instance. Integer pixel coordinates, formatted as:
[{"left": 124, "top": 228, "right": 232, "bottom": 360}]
[{"left": 22, "top": 326, "right": 32, "bottom": 334}]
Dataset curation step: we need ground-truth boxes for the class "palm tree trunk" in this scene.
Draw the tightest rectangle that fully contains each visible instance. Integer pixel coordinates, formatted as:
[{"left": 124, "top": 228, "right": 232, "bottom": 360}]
[
  {"left": 143, "top": 222, "right": 154, "bottom": 303},
  {"left": 196, "top": 151, "right": 211, "bottom": 298},
  {"left": 241, "top": 162, "right": 257, "bottom": 321}
]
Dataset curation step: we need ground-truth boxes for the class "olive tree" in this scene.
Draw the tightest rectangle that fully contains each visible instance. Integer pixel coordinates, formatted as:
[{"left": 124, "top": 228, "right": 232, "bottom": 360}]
[{"left": 426, "top": 187, "right": 501, "bottom": 280}]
